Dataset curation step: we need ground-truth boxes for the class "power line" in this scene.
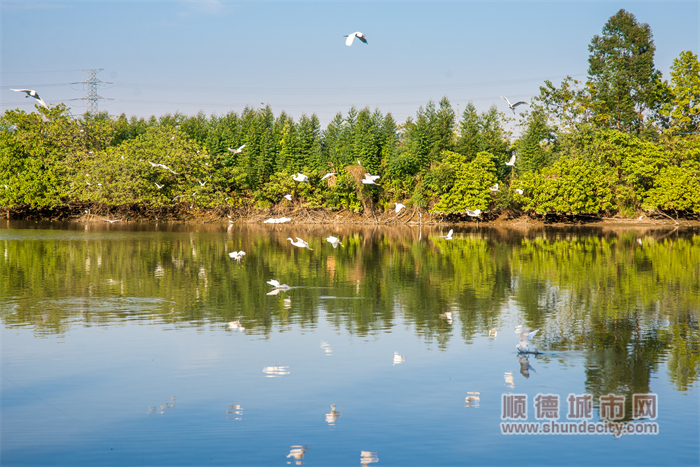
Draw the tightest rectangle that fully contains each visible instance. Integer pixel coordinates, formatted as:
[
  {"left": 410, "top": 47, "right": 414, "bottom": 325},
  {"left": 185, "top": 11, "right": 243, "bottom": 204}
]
[{"left": 70, "top": 69, "right": 114, "bottom": 114}]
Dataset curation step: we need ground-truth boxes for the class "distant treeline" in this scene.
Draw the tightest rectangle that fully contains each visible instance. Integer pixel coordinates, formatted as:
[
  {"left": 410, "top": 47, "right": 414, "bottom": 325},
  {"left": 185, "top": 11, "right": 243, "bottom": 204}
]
[{"left": 1, "top": 9, "right": 699, "bottom": 218}]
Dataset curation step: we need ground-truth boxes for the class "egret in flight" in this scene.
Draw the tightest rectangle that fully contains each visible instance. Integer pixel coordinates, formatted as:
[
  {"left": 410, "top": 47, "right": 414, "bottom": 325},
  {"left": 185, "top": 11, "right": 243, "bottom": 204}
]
[
  {"left": 292, "top": 173, "right": 309, "bottom": 183},
  {"left": 362, "top": 173, "right": 380, "bottom": 185},
  {"left": 395, "top": 203, "right": 405, "bottom": 213},
  {"left": 229, "top": 251, "right": 246, "bottom": 263},
  {"left": 344, "top": 32, "right": 367, "bottom": 46},
  {"left": 287, "top": 237, "right": 312, "bottom": 250},
  {"left": 284, "top": 194, "right": 292, "bottom": 201},
  {"left": 148, "top": 161, "right": 178, "bottom": 175},
  {"left": 440, "top": 229, "right": 454, "bottom": 240},
  {"left": 505, "top": 154, "right": 516, "bottom": 166},
  {"left": 227, "top": 145, "right": 245, "bottom": 154},
  {"left": 267, "top": 279, "right": 290, "bottom": 291},
  {"left": 11, "top": 89, "right": 48, "bottom": 108},
  {"left": 500, "top": 96, "right": 529, "bottom": 113},
  {"left": 102, "top": 218, "right": 121, "bottom": 223},
  {"left": 326, "top": 236, "right": 342, "bottom": 248},
  {"left": 320, "top": 172, "right": 337, "bottom": 181},
  {"left": 516, "top": 329, "right": 540, "bottom": 353}
]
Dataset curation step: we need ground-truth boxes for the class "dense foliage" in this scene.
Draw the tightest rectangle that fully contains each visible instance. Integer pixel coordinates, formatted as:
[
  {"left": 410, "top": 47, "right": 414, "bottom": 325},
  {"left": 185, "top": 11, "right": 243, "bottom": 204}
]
[{"left": 1, "top": 10, "right": 699, "bottom": 218}]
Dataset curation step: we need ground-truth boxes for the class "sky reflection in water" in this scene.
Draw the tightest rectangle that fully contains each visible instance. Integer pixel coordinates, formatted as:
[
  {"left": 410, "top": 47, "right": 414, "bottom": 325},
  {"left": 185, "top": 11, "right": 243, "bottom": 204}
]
[{"left": 1, "top": 220, "right": 698, "bottom": 466}]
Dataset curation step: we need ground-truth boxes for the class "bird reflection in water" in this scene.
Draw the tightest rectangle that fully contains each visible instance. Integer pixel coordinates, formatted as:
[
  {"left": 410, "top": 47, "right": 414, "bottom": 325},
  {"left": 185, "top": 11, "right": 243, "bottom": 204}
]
[
  {"left": 361, "top": 451, "right": 379, "bottom": 465},
  {"left": 489, "top": 328, "right": 498, "bottom": 338},
  {"left": 147, "top": 396, "right": 176, "bottom": 415},
  {"left": 465, "top": 392, "right": 480, "bottom": 408},
  {"left": 226, "top": 403, "right": 243, "bottom": 420},
  {"left": 504, "top": 371, "right": 515, "bottom": 389},
  {"left": 286, "top": 445, "right": 306, "bottom": 465},
  {"left": 325, "top": 404, "right": 341, "bottom": 425},
  {"left": 320, "top": 341, "right": 333, "bottom": 356},
  {"left": 393, "top": 352, "right": 405, "bottom": 365},
  {"left": 263, "top": 363, "right": 290, "bottom": 377},
  {"left": 518, "top": 354, "right": 537, "bottom": 379},
  {"left": 284, "top": 298, "right": 292, "bottom": 309}
]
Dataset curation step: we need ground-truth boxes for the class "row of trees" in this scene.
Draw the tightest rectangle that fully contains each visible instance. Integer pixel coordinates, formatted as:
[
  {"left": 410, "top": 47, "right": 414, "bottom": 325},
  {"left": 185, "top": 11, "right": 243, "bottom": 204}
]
[{"left": 1, "top": 9, "right": 699, "bottom": 217}]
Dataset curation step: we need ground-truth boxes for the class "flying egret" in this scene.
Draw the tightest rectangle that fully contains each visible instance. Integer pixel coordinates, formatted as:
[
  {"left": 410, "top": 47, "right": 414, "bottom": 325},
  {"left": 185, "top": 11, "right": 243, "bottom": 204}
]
[
  {"left": 198, "top": 180, "right": 207, "bottom": 187},
  {"left": 516, "top": 329, "right": 540, "bottom": 353},
  {"left": 515, "top": 189, "right": 524, "bottom": 195},
  {"left": 465, "top": 209, "right": 482, "bottom": 217},
  {"left": 267, "top": 279, "right": 290, "bottom": 291},
  {"left": 148, "top": 161, "right": 178, "bottom": 175},
  {"left": 344, "top": 32, "right": 367, "bottom": 46},
  {"left": 505, "top": 154, "right": 516, "bottom": 166},
  {"left": 154, "top": 182, "right": 164, "bottom": 189},
  {"left": 227, "top": 145, "right": 245, "bottom": 154},
  {"left": 490, "top": 183, "right": 499, "bottom": 192},
  {"left": 326, "top": 236, "right": 342, "bottom": 248},
  {"left": 395, "top": 203, "right": 405, "bottom": 213},
  {"left": 102, "top": 218, "right": 121, "bottom": 223},
  {"left": 362, "top": 173, "right": 380, "bottom": 185},
  {"left": 439, "top": 229, "right": 454, "bottom": 240},
  {"left": 292, "top": 173, "right": 309, "bottom": 183},
  {"left": 284, "top": 194, "right": 292, "bottom": 201},
  {"left": 287, "top": 237, "right": 312, "bottom": 250},
  {"left": 500, "top": 96, "right": 529, "bottom": 113},
  {"left": 11, "top": 89, "right": 48, "bottom": 108},
  {"left": 228, "top": 251, "right": 246, "bottom": 263},
  {"left": 320, "top": 172, "right": 337, "bottom": 181}
]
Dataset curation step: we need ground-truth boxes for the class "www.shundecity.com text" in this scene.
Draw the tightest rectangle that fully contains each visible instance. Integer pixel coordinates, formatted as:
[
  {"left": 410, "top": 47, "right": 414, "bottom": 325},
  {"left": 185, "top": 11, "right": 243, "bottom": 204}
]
[{"left": 501, "top": 419, "right": 659, "bottom": 436}]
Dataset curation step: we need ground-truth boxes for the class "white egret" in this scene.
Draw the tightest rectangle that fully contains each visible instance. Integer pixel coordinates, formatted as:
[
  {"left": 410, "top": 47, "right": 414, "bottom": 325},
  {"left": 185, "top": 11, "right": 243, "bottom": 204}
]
[
  {"left": 326, "top": 236, "right": 343, "bottom": 248},
  {"left": 148, "top": 161, "right": 178, "bottom": 175},
  {"left": 465, "top": 209, "right": 481, "bottom": 217},
  {"left": 505, "top": 154, "right": 516, "bottom": 166},
  {"left": 395, "top": 203, "right": 405, "bottom": 213},
  {"left": 284, "top": 194, "right": 292, "bottom": 201},
  {"left": 357, "top": 159, "right": 362, "bottom": 166},
  {"left": 287, "top": 237, "right": 312, "bottom": 250},
  {"left": 344, "top": 32, "right": 367, "bottom": 46},
  {"left": 227, "top": 145, "right": 245, "bottom": 154},
  {"left": 393, "top": 351, "right": 405, "bottom": 365},
  {"left": 515, "top": 188, "right": 524, "bottom": 195},
  {"left": 489, "top": 328, "right": 498, "bottom": 337},
  {"left": 439, "top": 311, "right": 453, "bottom": 323},
  {"left": 11, "top": 89, "right": 48, "bottom": 108},
  {"left": 267, "top": 279, "right": 290, "bottom": 291},
  {"left": 439, "top": 229, "right": 454, "bottom": 240},
  {"left": 320, "top": 172, "right": 337, "bottom": 181},
  {"left": 228, "top": 251, "right": 246, "bottom": 263},
  {"left": 500, "top": 96, "right": 529, "bottom": 113},
  {"left": 154, "top": 182, "right": 164, "bottom": 189},
  {"left": 362, "top": 173, "right": 380, "bottom": 185},
  {"left": 465, "top": 392, "right": 480, "bottom": 408},
  {"left": 516, "top": 329, "right": 540, "bottom": 352},
  {"left": 102, "top": 218, "right": 121, "bottom": 223},
  {"left": 263, "top": 217, "right": 291, "bottom": 224},
  {"left": 490, "top": 183, "right": 499, "bottom": 192},
  {"left": 292, "top": 173, "right": 309, "bottom": 183},
  {"left": 198, "top": 180, "right": 207, "bottom": 187}
]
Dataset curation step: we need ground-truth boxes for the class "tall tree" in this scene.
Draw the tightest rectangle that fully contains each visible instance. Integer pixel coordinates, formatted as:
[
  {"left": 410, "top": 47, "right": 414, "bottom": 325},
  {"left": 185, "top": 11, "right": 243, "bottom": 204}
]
[
  {"left": 660, "top": 50, "right": 700, "bottom": 133},
  {"left": 587, "top": 9, "right": 662, "bottom": 132}
]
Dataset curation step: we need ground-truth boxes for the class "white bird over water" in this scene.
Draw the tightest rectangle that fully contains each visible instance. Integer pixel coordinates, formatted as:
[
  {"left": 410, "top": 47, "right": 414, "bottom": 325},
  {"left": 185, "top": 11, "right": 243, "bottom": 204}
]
[
  {"left": 465, "top": 209, "right": 482, "bottom": 217},
  {"left": 516, "top": 329, "right": 540, "bottom": 353},
  {"left": 228, "top": 251, "right": 246, "bottom": 263},
  {"left": 505, "top": 154, "right": 516, "bottom": 166},
  {"left": 362, "top": 173, "right": 380, "bottom": 185},
  {"left": 395, "top": 203, "right": 405, "bottom": 213},
  {"left": 500, "top": 96, "right": 529, "bottom": 113},
  {"left": 292, "top": 173, "right": 309, "bottom": 183},
  {"left": 102, "top": 218, "right": 121, "bottom": 223},
  {"left": 11, "top": 89, "right": 48, "bottom": 108},
  {"left": 227, "top": 145, "right": 245, "bottom": 153},
  {"left": 320, "top": 172, "right": 337, "bottom": 181},
  {"left": 440, "top": 229, "right": 454, "bottom": 240},
  {"left": 287, "top": 237, "right": 312, "bottom": 250},
  {"left": 344, "top": 31, "right": 368, "bottom": 46},
  {"left": 267, "top": 279, "right": 290, "bottom": 291},
  {"left": 326, "top": 236, "right": 342, "bottom": 248}
]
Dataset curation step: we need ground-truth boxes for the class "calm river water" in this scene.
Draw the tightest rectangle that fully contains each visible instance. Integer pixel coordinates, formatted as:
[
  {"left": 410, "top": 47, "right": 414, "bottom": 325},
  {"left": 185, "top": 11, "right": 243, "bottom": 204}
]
[{"left": 1, "top": 220, "right": 698, "bottom": 466}]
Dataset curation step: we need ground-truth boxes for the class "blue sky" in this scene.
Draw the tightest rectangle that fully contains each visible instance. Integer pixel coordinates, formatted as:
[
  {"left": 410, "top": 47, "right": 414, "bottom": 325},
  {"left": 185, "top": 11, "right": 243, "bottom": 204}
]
[{"left": 1, "top": 1, "right": 698, "bottom": 127}]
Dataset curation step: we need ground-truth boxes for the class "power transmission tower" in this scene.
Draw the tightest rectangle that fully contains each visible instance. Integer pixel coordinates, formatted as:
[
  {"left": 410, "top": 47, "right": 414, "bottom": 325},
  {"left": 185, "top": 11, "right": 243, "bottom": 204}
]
[{"left": 71, "top": 69, "right": 113, "bottom": 114}]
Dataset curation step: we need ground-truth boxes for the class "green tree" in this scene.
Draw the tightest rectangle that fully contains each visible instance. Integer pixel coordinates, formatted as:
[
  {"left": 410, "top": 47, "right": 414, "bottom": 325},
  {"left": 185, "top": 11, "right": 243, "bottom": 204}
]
[
  {"left": 660, "top": 50, "right": 700, "bottom": 133},
  {"left": 587, "top": 9, "right": 662, "bottom": 132}
]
